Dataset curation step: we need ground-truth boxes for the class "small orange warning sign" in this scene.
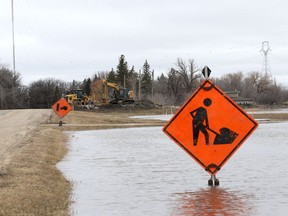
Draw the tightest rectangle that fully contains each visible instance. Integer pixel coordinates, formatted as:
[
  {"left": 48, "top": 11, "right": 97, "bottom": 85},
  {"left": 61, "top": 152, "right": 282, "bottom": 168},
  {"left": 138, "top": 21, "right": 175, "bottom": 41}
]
[
  {"left": 51, "top": 98, "right": 72, "bottom": 118},
  {"left": 163, "top": 80, "right": 258, "bottom": 175}
]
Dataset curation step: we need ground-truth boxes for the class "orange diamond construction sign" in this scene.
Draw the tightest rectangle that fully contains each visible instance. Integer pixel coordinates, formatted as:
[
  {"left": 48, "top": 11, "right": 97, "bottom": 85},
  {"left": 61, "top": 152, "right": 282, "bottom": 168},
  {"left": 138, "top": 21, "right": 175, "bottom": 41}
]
[
  {"left": 51, "top": 98, "right": 72, "bottom": 119},
  {"left": 163, "top": 80, "right": 258, "bottom": 175}
]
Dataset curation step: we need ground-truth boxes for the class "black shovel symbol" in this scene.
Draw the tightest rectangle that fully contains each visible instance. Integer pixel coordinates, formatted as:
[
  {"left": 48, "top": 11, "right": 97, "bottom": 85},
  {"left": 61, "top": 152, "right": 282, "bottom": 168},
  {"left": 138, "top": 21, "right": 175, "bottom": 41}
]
[
  {"left": 60, "top": 106, "right": 68, "bottom": 110},
  {"left": 56, "top": 104, "right": 68, "bottom": 111}
]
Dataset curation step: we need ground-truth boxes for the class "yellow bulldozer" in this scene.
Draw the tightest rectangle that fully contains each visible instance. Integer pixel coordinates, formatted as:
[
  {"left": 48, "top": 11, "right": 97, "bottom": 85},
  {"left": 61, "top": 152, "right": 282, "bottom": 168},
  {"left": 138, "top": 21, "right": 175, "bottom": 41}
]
[{"left": 64, "top": 89, "right": 93, "bottom": 108}]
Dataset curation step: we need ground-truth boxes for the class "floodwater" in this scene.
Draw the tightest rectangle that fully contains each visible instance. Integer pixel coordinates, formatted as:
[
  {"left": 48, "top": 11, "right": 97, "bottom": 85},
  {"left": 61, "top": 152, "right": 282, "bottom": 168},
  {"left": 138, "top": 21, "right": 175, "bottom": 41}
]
[{"left": 58, "top": 121, "right": 288, "bottom": 216}]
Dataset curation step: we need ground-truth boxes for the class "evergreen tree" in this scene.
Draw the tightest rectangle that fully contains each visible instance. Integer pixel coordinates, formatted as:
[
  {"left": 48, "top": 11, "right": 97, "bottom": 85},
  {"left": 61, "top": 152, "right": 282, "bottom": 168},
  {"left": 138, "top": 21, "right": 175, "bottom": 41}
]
[
  {"left": 141, "top": 60, "right": 152, "bottom": 97},
  {"left": 155, "top": 73, "right": 168, "bottom": 95},
  {"left": 116, "top": 55, "right": 129, "bottom": 87},
  {"left": 107, "top": 68, "right": 117, "bottom": 83},
  {"left": 92, "top": 73, "right": 99, "bottom": 82},
  {"left": 128, "top": 66, "right": 136, "bottom": 77},
  {"left": 82, "top": 78, "right": 92, "bottom": 96}
]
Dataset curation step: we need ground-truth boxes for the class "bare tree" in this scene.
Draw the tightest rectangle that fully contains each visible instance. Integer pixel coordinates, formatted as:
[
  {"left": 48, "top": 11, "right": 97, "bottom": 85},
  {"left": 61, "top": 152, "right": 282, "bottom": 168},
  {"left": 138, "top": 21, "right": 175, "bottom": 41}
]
[
  {"left": 153, "top": 73, "right": 169, "bottom": 105},
  {"left": 216, "top": 72, "right": 244, "bottom": 92},
  {"left": 175, "top": 58, "right": 201, "bottom": 93},
  {"left": 167, "top": 68, "right": 184, "bottom": 105},
  {"left": 247, "top": 71, "right": 272, "bottom": 94},
  {"left": 215, "top": 70, "right": 286, "bottom": 105},
  {"left": 0, "top": 65, "right": 24, "bottom": 109},
  {"left": 28, "top": 78, "right": 68, "bottom": 108}
]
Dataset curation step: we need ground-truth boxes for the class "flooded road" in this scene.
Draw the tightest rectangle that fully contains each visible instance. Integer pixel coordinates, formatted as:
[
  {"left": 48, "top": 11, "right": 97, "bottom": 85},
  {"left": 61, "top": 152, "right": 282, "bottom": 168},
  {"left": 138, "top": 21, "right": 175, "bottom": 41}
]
[{"left": 58, "top": 122, "right": 288, "bottom": 216}]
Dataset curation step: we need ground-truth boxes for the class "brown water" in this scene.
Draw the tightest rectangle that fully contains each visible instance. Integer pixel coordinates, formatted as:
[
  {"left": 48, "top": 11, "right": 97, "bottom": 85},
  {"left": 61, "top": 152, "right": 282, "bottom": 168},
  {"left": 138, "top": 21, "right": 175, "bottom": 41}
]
[{"left": 58, "top": 122, "right": 288, "bottom": 216}]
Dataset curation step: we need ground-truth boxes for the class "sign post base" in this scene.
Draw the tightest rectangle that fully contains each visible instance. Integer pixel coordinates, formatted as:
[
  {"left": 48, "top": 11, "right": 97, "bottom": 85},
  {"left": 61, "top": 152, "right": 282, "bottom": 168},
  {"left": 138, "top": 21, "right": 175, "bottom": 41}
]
[{"left": 208, "top": 175, "right": 219, "bottom": 186}]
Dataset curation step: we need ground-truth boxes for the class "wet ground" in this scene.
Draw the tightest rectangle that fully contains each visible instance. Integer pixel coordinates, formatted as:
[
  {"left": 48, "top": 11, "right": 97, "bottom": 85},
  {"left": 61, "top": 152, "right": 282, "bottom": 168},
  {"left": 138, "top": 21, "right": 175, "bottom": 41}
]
[{"left": 58, "top": 121, "right": 288, "bottom": 216}]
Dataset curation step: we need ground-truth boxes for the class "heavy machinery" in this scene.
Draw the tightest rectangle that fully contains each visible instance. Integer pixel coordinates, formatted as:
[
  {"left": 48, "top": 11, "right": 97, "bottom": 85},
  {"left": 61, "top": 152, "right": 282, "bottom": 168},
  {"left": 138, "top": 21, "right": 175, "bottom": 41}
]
[
  {"left": 64, "top": 89, "right": 93, "bottom": 108},
  {"left": 102, "top": 79, "right": 134, "bottom": 104},
  {"left": 91, "top": 79, "right": 134, "bottom": 105}
]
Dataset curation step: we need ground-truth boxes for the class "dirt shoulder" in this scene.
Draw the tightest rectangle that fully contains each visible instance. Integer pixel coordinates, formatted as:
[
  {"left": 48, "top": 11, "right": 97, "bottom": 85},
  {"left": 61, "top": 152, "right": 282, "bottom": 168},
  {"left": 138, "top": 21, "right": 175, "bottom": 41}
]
[{"left": 0, "top": 109, "right": 70, "bottom": 216}]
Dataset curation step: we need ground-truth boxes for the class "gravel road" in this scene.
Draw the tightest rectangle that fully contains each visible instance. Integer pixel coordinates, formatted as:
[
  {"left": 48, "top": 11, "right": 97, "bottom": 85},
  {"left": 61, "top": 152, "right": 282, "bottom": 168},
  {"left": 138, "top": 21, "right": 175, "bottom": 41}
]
[{"left": 0, "top": 109, "right": 50, "bottom": 172}]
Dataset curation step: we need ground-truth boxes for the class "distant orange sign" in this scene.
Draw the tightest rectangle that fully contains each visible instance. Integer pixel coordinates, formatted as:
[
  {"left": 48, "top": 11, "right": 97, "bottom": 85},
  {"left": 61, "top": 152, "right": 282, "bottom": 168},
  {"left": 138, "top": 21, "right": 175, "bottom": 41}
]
[
  {"left": 51, "top": 98, "right": 72, "bottom": 118},
  {"left": 163, "top": 80, "right": 258, "bottom": 175}
]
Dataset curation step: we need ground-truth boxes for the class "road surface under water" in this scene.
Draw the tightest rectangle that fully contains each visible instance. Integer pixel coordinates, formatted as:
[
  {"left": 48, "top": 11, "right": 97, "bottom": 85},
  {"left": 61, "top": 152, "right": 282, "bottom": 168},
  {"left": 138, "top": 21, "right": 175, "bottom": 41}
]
[{"left": 58, "top": 121, "right": 288, "bottom": 216}]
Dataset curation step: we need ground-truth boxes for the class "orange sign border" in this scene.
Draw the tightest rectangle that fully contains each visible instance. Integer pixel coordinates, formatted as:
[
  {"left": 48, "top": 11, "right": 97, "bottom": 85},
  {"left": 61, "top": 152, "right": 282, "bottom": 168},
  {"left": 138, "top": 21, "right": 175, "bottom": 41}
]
[{"left": 163, "top": 80, "right": 258, "bottom": 175}]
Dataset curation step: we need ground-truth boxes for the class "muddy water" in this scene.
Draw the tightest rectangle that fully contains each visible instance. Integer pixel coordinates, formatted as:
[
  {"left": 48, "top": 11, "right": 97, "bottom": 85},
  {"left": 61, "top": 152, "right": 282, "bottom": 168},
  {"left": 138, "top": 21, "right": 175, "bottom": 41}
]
[{"left": 58, "top": 122, "right": 288, "bottom": 216}]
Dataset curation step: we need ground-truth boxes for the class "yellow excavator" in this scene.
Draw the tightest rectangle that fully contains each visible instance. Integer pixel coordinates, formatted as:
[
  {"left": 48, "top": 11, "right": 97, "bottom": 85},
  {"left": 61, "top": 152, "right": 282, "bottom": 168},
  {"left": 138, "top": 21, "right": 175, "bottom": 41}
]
[
  {"left": 102, "top": 79, "right": 134, "bottom": 104},
  {"left": 92, "top": 79, "right": 134, "bottom": 105}
]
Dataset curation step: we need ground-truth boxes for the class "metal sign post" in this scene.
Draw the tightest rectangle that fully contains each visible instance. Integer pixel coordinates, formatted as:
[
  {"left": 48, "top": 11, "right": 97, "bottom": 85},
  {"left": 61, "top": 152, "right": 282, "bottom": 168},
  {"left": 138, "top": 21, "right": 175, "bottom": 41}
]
[{"left": 51, "top": 98, "right": 72, "bottom": 126}]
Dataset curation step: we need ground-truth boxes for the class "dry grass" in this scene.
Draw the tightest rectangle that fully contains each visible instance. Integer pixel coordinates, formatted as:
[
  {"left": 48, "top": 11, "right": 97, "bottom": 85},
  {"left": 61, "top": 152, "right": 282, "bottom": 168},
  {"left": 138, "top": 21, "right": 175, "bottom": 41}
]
[
  {"left": 0, "top": 127, "right": 70, "bottom": 216},
  {"left": 252, "top": 113, "right": 288, "bottom": 122},
  {"left": 50, "top": 109, "right": 169, "bottom": 130}
]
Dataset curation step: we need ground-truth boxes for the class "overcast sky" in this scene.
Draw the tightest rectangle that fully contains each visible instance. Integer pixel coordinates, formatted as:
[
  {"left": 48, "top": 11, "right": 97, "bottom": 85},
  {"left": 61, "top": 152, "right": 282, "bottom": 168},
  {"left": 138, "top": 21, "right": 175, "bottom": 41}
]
[{"left": 1, "top": 0, "right": 288, "bottom": 86}]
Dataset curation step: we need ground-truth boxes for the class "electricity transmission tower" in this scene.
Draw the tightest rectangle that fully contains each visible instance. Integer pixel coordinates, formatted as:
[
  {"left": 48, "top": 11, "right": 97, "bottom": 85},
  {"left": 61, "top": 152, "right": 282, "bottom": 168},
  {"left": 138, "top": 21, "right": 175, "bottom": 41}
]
[{"left": 260, "top": 41, "right": 271, "bottom": 76}]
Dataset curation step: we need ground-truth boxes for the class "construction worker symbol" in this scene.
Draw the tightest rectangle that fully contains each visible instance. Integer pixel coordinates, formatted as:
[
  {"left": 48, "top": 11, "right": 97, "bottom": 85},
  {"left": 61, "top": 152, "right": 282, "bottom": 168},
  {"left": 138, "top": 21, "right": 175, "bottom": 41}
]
[{"left": 190, "top": 98, "right": 238, "bottom": 146}]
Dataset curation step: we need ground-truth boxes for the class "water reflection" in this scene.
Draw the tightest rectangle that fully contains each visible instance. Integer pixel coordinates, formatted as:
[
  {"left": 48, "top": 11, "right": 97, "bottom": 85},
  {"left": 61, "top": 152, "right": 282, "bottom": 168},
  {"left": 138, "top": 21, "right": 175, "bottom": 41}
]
[
  {"left": 58, "top": 124, "right": 288, "bottom": 216},
  {"left": 172, "top": 187, "right": 252, "bottom": 216}
]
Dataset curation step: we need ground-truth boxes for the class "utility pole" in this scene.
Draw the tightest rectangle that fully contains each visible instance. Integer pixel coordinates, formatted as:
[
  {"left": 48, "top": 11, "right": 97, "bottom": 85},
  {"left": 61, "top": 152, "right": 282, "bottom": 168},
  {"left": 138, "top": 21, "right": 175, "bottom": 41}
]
[
  {"left": 260, "top": 41, "right": 271, "bottom": 76},
  {"left": 151, "top": 70, "right": 154, "bottom": 104},
  {"left": 0, "top": 85, "right": 3, "bottom": 109},
  {"left": 11, "top": 0, "right": 16, "bottom": 73},
  {"left": 138, "top": 69, "right": 141, "bottom": 100},
  {"left": 124, "top": 74, "right": 126, "bottom": 89}
]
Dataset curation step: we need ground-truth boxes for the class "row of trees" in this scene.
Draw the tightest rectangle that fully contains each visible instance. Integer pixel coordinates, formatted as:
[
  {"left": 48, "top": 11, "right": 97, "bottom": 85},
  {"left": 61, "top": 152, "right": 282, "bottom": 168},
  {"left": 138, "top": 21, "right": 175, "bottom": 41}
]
[
  {"left": 105, "top": 55, "right": 153, "bottom": 99},
  {"left": 214, "top": 71, "right": 288, "bottom": 105},
  {"left": 1, "top": 55, "right": 288, "bottom": 109},
  {"left": 0, "top": 66, "right": 26, "bottom": 109}
]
